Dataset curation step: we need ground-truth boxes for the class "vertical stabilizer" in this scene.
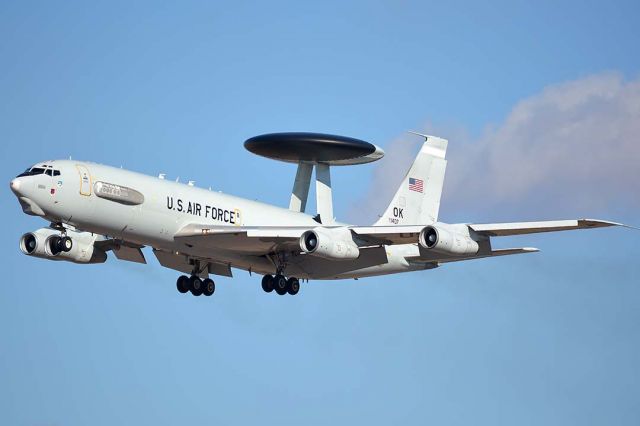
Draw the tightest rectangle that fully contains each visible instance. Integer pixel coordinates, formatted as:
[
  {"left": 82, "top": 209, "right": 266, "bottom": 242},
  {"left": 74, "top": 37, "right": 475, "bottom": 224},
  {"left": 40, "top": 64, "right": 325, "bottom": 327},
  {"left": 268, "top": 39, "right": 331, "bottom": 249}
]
[{"left": 375, "top": 134, "right": 448, "bottom": 226}]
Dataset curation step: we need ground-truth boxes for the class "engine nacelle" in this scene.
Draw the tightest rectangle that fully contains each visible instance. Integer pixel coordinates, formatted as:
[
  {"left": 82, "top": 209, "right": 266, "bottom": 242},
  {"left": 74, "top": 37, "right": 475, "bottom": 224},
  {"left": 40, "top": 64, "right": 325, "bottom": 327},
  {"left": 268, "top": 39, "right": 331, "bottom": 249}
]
[
  {"left": 300, "top": 227, "right": 360, "bottom": 260},
  {"left": 20, "top": 228, "right": 107, "bottom": 264},
  {"left": 419, "top": 224, "right": 479, "bottom": 256}
]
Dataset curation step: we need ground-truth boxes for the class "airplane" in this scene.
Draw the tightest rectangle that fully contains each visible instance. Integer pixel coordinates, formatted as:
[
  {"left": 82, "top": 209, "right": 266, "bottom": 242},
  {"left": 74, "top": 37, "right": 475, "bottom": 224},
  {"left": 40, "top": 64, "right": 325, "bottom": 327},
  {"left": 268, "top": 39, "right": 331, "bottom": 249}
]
[{"left": 9, "top": 132, "right": 629, "bottom": 297}]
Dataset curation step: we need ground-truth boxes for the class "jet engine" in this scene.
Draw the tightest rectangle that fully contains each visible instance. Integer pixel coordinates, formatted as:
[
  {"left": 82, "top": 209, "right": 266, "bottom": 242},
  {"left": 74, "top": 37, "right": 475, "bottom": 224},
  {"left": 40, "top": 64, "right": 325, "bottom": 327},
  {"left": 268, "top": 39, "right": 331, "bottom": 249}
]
[
  {"left": 300, "top": 227, "right": 360, "bottom": 260},
  {"left": 419, "top": 224, "right": 479, "bottom": 256},
  {"left": 20, "top": 227, "right": 107, "bottom": 264}
]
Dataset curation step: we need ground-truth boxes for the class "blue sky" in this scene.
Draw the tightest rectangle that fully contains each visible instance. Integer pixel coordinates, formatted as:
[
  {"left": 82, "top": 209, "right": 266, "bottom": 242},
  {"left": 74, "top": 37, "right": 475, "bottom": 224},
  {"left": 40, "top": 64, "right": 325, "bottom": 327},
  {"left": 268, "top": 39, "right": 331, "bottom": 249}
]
[{"left": 1, "top": 1, "right": 639, "bottom": 425}]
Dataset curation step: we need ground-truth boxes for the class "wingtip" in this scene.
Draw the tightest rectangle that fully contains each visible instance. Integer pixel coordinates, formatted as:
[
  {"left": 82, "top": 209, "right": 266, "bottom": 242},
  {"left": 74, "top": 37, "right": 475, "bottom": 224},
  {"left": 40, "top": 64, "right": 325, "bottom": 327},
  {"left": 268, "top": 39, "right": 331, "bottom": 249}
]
[
  {"left": 621, "top": 224, "right": 640, "bottom": 231},
  {"left": 581, "top": 219, "right": 640, "bottom": 231}
]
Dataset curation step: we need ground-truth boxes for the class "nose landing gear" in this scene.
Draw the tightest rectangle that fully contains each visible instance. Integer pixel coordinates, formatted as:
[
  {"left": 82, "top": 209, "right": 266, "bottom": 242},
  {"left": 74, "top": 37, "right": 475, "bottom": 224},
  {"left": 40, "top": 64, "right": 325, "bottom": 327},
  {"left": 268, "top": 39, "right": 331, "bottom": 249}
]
[{"left": 47, "top": 235, "right": 73, "bottom": 255}]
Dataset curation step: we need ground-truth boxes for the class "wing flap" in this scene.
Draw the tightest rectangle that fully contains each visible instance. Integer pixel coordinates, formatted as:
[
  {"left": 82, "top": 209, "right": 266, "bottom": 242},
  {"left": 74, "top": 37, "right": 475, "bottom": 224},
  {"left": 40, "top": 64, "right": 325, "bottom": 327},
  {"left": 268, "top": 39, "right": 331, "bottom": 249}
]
[
  {"left": 438, "top": 247, "right": 539, "bottom": 263},
  {"left": 113, "top": 245, "right": 146, "bottom": 264},
  {"left": 153, "top": 249, "right": 232, "bottom": 278},
  {"left": 174, "top": 224, "right": 304, "bottom": 253},
  {"left": 350, "top": 225, "right": 424, "bottom": 245},
  {"left": 407, "top": 247, "right": 539, "bottom": 265}
]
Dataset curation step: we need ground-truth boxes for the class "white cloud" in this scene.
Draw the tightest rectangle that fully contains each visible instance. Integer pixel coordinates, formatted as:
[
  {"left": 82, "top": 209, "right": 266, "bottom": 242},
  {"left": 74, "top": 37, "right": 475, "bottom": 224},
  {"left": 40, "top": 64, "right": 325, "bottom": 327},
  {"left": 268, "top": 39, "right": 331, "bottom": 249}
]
[{"left": 353, "top": 73, "right": 640, "bottom": 223}]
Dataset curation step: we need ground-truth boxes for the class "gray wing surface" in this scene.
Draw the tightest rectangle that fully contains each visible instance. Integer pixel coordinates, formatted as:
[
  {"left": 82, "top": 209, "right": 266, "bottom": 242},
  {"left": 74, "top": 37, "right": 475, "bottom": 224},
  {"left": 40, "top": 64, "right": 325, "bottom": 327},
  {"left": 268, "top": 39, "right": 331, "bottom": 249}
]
[
  {"left": 174, "top": 224, "right": 305, "bottom": 254},
  {"left": 173, "top": 219, "right": 627, "bottom": 255},
  {"left": 468, "top": 219, "right": 624, "bottom": 237},
  {"left": 153, "top": 249, "right": 232, "bottom": 278}
]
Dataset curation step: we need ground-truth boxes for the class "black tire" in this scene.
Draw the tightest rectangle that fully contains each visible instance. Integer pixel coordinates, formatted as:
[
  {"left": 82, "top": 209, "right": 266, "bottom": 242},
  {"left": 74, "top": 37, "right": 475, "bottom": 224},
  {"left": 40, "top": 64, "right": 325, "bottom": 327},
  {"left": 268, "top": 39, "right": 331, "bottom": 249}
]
[
  {"left": 261, "top": 275, "right": 274, "bottom": 293},
  {"left": 189, "top": 276, "right": 203, "bottom": 296},
  {"left": 202, "top": 278, "right": 215, "bottom": 296},
  {"left": 286, "top": 277, "right": 300, "bottom": 295},
  {"left": 176, "top": 275, "right": 189, "bottom": 293},
  {"left": 60, "top": 236, "right": 73, "bottom": 252},
  {"left": 48, "top": 236, "right": 62, "bottom": 256},
  {"left": 274, "top": 274, "right": 287, "bottom": 295}
]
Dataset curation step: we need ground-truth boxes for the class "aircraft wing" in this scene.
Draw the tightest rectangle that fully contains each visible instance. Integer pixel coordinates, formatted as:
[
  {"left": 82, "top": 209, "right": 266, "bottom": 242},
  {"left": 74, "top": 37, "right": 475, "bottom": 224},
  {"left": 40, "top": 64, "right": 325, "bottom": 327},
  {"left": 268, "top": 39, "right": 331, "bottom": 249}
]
[
  {"left": 174, "top": 219, "right": 627, "bottom": 255},
  {"left": 468, "top": 219, "right": 625, "bottom": 237},
  {"left": 350, "top": 219, "right": 627, "bottom": 244},
  {"left": 349, "top": 225, "right": 424, "bottom": 245},
  {"left": 174, "top": 224, "right": 305, "bottom": 253},
  {"left": 408, "top": 247, "right": 540, "bottom": 266},
  {"left": 94, "top": 238, "right": 147, "bottom": 263},
  {"left": 174, "top": 224, "right": 427, "bottom": 252}
]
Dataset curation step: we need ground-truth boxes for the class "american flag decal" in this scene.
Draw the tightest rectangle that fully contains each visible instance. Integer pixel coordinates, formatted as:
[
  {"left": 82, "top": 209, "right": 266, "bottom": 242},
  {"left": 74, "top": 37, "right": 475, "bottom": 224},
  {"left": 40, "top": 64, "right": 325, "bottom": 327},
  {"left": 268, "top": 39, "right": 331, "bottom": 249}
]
[{"left": 408, "top": 177, "right": 424, "bottom": 193}]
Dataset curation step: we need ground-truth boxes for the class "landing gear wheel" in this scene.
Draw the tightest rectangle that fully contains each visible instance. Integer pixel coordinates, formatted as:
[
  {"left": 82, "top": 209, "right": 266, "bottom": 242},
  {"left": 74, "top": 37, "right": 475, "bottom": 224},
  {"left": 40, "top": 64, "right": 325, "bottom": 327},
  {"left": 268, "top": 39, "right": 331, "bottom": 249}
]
[
  {"left": 60, "top": 236, "right": 73, "bottom": 252},
  {"left": 274, "top": 274, "right": 287, "bottom": 295},
  {"left": 48, "top": 236, "right": 62, "bottom": 256},
  {"left": 202, "top": 278, "right": 215, "bottom": 296},
  {"left": 176, "top": 275, "right": 189, "bottom": 293},
  {"left": 286, "top": 277, "right": 300, "bottom": 295},
  {"left": 189, "top": 276, "right": 203, "bottom": 296},
  {"left": 261, "top": 275, "right": 274, "bottom": 293}
]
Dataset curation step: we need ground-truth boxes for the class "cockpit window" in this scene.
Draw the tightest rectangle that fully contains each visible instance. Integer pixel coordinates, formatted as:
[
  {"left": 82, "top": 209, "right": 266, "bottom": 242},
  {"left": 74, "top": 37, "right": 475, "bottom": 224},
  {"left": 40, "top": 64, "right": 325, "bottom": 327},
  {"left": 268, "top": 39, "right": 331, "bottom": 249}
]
[
  {"left": 53, "top": 170, "right": 61, "bottom": 176},
  {"left": 45, "top": 169, "right": 53, "bottom": 176},
  {"left": 17, "top": 167, "right": 46, "bottom": 177}
]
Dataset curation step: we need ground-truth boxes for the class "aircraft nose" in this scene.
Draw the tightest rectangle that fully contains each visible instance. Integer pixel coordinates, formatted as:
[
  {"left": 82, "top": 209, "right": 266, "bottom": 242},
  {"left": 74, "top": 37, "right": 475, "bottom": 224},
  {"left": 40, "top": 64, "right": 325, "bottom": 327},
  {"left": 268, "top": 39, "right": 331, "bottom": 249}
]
[{"left": 10, "top": 178, "right": 21, "bottom": 194}]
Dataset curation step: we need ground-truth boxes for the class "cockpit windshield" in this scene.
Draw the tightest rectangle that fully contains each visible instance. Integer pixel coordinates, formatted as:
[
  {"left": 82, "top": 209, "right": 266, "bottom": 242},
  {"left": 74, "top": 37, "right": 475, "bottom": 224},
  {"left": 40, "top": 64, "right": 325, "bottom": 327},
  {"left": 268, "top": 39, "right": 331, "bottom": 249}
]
[{"left": 16, "top": 167, "right": 61, "bottom": 178}]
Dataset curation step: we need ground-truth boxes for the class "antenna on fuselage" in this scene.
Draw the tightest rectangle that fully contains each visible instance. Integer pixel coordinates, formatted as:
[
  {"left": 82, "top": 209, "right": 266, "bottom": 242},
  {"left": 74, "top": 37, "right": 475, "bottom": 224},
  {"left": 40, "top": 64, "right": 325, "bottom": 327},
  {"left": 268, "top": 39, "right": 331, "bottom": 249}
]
[
  {"left": 188, "top": 181, "right": 195, "bottom": 186},
  {"left": 158, "top": 173, "right": 166, "bottom": 180}
]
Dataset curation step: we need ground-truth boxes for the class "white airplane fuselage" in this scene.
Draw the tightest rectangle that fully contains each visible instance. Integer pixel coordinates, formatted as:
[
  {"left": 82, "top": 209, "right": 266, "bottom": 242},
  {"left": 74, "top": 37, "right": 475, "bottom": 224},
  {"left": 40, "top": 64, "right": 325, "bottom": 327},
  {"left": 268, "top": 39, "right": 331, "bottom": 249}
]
[{"left": 10, "top": 160, "right": 425, "bottom": 280}]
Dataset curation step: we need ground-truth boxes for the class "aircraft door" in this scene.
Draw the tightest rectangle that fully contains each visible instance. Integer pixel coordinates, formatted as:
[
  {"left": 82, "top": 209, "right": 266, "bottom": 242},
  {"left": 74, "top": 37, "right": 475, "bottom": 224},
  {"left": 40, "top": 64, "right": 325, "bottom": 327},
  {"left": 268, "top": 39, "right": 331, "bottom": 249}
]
[{"left": 76, "top": 165, "right": 92, "bottom": 196}]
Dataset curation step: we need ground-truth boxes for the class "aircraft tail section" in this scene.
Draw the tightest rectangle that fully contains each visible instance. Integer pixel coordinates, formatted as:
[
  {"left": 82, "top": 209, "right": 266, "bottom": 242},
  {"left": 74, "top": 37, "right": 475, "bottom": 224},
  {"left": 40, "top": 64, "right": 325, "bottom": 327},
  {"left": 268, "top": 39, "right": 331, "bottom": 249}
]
[{"left": 375, "top": 134, "right": 448, "bottom": 226}]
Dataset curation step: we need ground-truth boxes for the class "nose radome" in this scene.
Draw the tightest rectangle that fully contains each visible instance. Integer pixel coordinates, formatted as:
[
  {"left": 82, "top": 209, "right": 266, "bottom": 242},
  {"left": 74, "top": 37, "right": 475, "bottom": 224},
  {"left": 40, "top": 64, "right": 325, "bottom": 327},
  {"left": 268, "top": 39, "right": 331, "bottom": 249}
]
[{"left": 10, "top": 178, "right": 21, "bottom": 193}]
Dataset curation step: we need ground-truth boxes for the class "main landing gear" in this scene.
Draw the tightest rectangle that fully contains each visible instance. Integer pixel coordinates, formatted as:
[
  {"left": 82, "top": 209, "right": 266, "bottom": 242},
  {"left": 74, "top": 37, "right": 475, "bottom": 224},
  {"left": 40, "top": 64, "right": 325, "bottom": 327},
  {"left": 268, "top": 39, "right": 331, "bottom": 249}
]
[
  {"left": 261, "top": 274, "right": 300, "bottom": 296},
  {"left": 176, "top": 275, "right": 215, "bottom": 297}
]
